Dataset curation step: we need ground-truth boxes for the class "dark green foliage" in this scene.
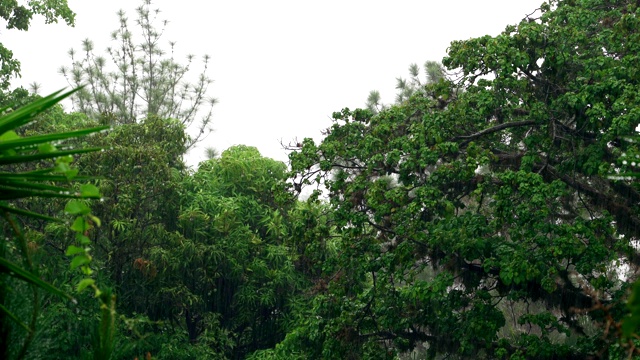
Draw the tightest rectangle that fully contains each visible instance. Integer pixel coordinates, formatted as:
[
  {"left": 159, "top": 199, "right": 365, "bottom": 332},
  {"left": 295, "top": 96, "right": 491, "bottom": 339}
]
[
  {"left": 77, "top": 116, "right": 185, "bottom": 283},
  {"left": 146, "top": 145, "right": 304, "bottom": 358},
  {"left": 34, "top": 117, "right": 313, "bottom": 358},
  {"left": 10, "top": 0, "right": 640, "bottom": 358},
  {"left": 0, "top": 89, "right": 108, "bottom": 360},
  {"left": 277, "top": 0, "right": 640, "bottom": 358}
]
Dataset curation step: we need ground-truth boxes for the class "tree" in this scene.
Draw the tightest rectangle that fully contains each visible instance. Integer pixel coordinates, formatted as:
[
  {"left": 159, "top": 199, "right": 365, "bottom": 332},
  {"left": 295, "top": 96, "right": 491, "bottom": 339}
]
[
  {"left": 10, "top": 111, "right": 192, "bottom": 360},
  {"left": 0, "top": 1, "right": 75, "bottom": 90},
  {"left": 74, "top": 114, "right": 187, "bottom": 293},
  {"left": 60, "top": 0, "right": 216, "bottom": 147},
  {"left": 366, "top": 61, "right": 445, "bottom": 114},
  {"left": 204, "top": 146, "right": 220, "bottom": 160},
  {"left": 279, "top": 0, "right": 640, "bottom": 358},
  {"left": 145, "top": 145, "right": 304, "bottom": 358}
]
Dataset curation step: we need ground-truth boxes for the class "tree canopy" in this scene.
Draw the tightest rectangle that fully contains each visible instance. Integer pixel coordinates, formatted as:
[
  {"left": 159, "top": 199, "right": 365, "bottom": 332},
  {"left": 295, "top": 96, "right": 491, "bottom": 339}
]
[
  {"left": 277, "top": 0, "right": 640, "bottom": 358},
  {"left": 5, "top": 0, "right": 640, "bottom": 359}
]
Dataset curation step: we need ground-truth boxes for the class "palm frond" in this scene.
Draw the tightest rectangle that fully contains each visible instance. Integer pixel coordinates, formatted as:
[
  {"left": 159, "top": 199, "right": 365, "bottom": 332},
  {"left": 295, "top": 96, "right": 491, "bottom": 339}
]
[{"left": 0, "top": 88, "right": 105, "bottom": 330}]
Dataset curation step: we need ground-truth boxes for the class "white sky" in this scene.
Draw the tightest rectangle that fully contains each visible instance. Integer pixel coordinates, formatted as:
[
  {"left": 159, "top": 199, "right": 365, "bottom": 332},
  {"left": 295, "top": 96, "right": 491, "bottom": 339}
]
[{"left": 3, "top": 0, "right": 543, "bottom": 166}]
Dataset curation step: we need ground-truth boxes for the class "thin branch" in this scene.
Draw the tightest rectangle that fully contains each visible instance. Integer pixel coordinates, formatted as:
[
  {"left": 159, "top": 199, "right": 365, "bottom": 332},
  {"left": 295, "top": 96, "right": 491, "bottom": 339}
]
[{"left": 454, "top": 120, "right": 537, "bottom": 146}]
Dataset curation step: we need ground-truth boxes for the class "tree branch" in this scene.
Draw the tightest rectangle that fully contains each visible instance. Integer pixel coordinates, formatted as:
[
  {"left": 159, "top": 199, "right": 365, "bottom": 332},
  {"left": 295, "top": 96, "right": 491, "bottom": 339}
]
[{"left": 454, "top": 120, "right": 538, "bottom": 146}]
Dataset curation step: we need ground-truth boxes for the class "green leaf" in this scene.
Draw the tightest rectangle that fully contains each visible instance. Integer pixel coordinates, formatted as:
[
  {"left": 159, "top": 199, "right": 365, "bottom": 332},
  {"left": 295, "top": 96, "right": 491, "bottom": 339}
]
[
  {"left": 0, "top": 188, "right": 81, "bottom": 201},
  {"left": 0, "top": 302, "right": 31, "bottom": 334},
  {"left": 0, "top": 179, "right": 70, "bottom": 193},
  {"left": 66, "top": 245, "right": 85, "bottom": 256},
  {"left": 76, "top": 234, "right": 91, "bottom": 245},
  {"left": 80, "top": 183, "right": 100, "bottom": 198},
  {"left": 70, "top": 217, "right": 88, "bottom": 232},
  {"left": 71, "top": 216, "right": 89, "bottom": 233},
  {"left": 0, "top": 126, "right": 108, "bottom": 153},
  {"left": 89, "top": 214, "right": 101, "bottom": 227},
  {"left": 0, "top": 130, "right": 19, "bottom": 142},
  {"left": 0, "top": 88, "right": 80, "bottom": 136},
  {"left": 0, "top": 171, "right": 95, "bottom": 182},
  {"left": 65, "top": 200, "right": 90, "bottom": 215},
  {"left": 0, "top": 202, "right": 61, "bottom": 222},
  {"left": 0, "top": 147, "right": 103, "bottom": 166},
  {"left": 76, "top": 278, "right": 95, "bottom": 292},
  {"left": 54, "top": 160, "right": 79, "bottom": 180},
  {"left": 0, "top": 257, "right": 70, "bottom": 300},
  {"left": 38, "top": 143, "right": 57, "bottom": 153},
  {"left": 70, "top": 254, "right": 91, "bottom": 270}
]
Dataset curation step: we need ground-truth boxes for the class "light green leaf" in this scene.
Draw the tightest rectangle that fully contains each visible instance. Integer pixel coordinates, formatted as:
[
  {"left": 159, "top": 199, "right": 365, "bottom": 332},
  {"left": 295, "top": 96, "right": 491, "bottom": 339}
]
[
  {"left": 89, "top": 214, "right": 101, "bottom": 227},
  {"left": 38, "top": 143, "right": 57, "bottom": 153},
  {"left": 70, "top": 254, "right": 91, "bottom": 270},
  {"left": 66, "top": 245, "right": 85, "bottom": 256},
  {"left": 65, "top": 200, "right": 90, "bottom": 215},
  {"left": 0, "top": 88, "right": 80, "bottom": 136},
  {"left": 0, "top": 126, "right": 108, "bottom": 153},
  {"left": 80, "top": 183, "right": 100, "bottom": 198},
  {"left": 0, "top": 130, "right": 19, "bottom": 142},
  {"left": 76, "top": 234, "right": 91, "bottom": 245},
  {"left": 76, "top": 278, "right": 95, "bottom": 292},
  {"left": 0, "top": 147, "right": 102, "bottom": 166},
  {"left": 70, "top": 217, "right": 87, "bottom": 232}
]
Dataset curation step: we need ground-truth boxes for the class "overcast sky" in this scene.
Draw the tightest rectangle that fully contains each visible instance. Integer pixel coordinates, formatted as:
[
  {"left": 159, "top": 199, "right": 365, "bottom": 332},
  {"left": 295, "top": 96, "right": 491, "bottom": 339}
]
[{"left": 4, "top": 0, "right": 543, "bottom": 166}]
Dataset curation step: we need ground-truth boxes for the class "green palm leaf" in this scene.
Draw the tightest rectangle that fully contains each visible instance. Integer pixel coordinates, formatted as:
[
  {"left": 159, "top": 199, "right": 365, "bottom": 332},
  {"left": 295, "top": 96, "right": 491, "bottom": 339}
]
[
  {"left": 0, "top": 88, "right": 77, "bottom": 135},
  {"left": 0, "top": 147, "right": 104, "bottom": 166},
  {"left": 0, "top": 88, "right": 105, "bottom": 333},
  {"left": 0, "top": 203, "right": 60, "bottom": 222},
  {"left": 0, "top": 257, "right": 71, "bottom": 300},
  {"left": 0, "top": 126, "right": 108, "bottom": 152}
]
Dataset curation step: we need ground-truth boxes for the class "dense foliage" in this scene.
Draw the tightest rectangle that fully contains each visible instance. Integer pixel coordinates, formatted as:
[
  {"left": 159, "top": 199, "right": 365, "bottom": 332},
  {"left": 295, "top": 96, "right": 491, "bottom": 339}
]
[
  {"left": 5, "top": 0, "right": 640, "bottom": 359},
  {"left": 275, "top": 0, "right": 640, "bottom": 358},
  {"left": 0, "top": 90, "right": 110, "bottom": 360}
]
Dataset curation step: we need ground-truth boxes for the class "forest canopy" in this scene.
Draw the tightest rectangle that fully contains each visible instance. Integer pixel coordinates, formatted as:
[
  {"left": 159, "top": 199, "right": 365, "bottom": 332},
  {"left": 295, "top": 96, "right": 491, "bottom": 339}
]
[{"left": 3, "top": 0, "right": 640, "bottom": 359}]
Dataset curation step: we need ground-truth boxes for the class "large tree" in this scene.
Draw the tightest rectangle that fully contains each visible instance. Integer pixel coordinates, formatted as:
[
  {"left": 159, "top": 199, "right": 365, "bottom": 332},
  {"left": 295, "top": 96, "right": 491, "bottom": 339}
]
[
  {"left": 60, "top": 0, "right": 215, "bottom": 147},
  {"left": 146, "top": 145, "right": 304, "bottom": 358},
  {"left": 270, "top": 0, "right": 640, "bottom": 358}
]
